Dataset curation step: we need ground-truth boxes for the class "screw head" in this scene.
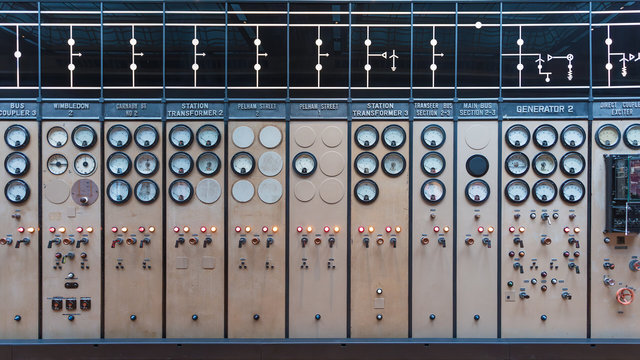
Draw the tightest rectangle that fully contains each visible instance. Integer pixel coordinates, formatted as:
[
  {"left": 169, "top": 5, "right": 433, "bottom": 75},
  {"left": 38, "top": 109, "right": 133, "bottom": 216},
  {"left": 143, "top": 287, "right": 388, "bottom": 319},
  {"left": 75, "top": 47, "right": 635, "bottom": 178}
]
[
  {"left": 429, "top": 314, "right": 436, "bottom": 320},
  {"left": 130, "top": 315, "right": 137, "bottom": 321},
  {"left": 192, "top": 314, "right": 198, "bottom": 321}
]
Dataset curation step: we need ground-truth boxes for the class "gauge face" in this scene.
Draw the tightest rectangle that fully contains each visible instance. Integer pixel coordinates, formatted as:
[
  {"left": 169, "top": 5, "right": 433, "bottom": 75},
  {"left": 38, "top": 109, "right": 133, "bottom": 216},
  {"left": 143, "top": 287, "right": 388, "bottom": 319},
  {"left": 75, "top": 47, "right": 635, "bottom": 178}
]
[
  {"left": 355, "top": 125, "right": 379, "bottom": 149},
  {"left": 532, "top": 152, "right": 557, "bottom": 176},
  {"left": 197, "top": 152, "right": 221, "bottom": 176},
  {"left": 505, "top": 152, "right": 529, "bottom": 177},
  {"left": 169, "top": 152, "right": 194, "bottom": 176},
  {"left": 135, "top": 179, "right": 159, "bottom": 203},
  {"left": 107, "top": 179, "right": 131, "bottom": 203},
  {"left": 169, "top": 124, "right": 193, "bottom": 149},
  {"left": 74, "top": 153, "right": 97, "bottom": 176},
  {"left": 422, "top": 179, "right": 446, "bottom": 203},
  {"left": 533, "top": 124, "right": 558, "bottom": 148},
  {"left": 135, "top": 152, "right": 159, "bottom": 176},
  {"left": 421, "top": 125, "right": 445, "bottom": 149},
  {"left": 421, "top": 152, "right": 445, "bottom": 176},
  {"left": 382, "top": 152, "right": 406, "bottom": 177},
  {"left": 5, "top": 125, "right": 29, "bottom": 149},
  {"left": 595, "top": 124, "right": 620, "bottom": 149},
  {"left": 47, "top": 154, "right": 68, "bottom": 175},
  {"left": 231, "top": 152, "right": 255, "bottom": 176},
  {"left": 533, "top": 179, "right": 557, "bottom": 203},
  {"left": 293, "top": 152, "right": 317, "bottom": 176},
  {"left": 466, "top": 179, "right": 490, "bottom": 204},
  {"left": 4, "top": 152, "right": 29, "bottom": 176},
  {"left": 5, "top": 179, "right": 29, "bottom": 203},
  {"left": 107, "top": 125, "right": 131, "bottom": 149},
  {"left": 47, "top": 126, "right": 68, "bottom": 148},
  {"left": 505, "top": 124, "right": 530, "bottom": 149},
  {"left": 72, "top": 125, "right": 97, "bottom": 149},
  {"left": 382, "top": 125, "right": 406, "bottom": 149},
  {"left": 354, "top": 179, "right": 378, "bottom": 203},
  {"left": 561, "top": 124, "right": 585, "bottom": 149},
  {"left": 197, "top": 124, "right": 221, "bottom": 149},
  {"left": 560, "top": 152, "right": 585, "bottom": 176},
  {"left": 107, "top": 152, "right": 131, "bottom": 176},
  {"left": 561, "top": 179, "right": 585, "bottom": 203},
  {"left": 169, "top": 179, "right": 193, "bottom": 203},
  {"left": 624, "top": 124, "right": 640, "bottom": 149},
  {"left": 505, "top": 179, "right": 530, "bottom": 203},
  {"left": 354, "top": 152, "right": 378, "bottom": 176},
  {"left": 134, "top": 124, "right": 159, "bottom": 149}
]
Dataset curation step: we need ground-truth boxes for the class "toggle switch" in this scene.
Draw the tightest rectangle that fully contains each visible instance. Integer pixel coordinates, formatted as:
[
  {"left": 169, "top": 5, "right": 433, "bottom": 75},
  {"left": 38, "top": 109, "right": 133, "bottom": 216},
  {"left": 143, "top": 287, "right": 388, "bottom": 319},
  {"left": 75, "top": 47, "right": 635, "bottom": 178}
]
[
  {"left": 568, "top": 237, "right": 580, "bottom": 248},
  {"left": 175, "top": 237, "right": 185, "bottom": 248},
  {"left": 266, "top": 237, "right": 274, "bottom": 248},
  {"left": 519, "top": 292, "right": 530, "bottom": 300},
  {"left": 482, "top": 238, "right": 491, "bottom": 248},
  {"left": 111, "top": 238, "right": 123, "bottom": 248},
  {"left": 203, "top": 237, "right": 212, "bottom": 248},
  {"left": 513, "top": 262, "right": 523, "bottom": 273},
  {"left": 603, "top": 262, "right": 615, "bottom": 270},
  {"left": 301, "top": 237, "right": 308, "bottom": 248},
  {"left": 390, "top": 237, "right": 397, "bottom": 248},
  {"left": 140, "top": 237, "right": 150, "bottom": 248},
  {"left": 513, "top": 237, "right": 523, "bottom": 248},
  {"left": 15, "top": 237, "right": 30, "bottom": 248},
  {"left": 603, "top": 277, "right": 616, "bottom": 286},
  {"left": 76, "top": 237, "right": 89, "bottom": 248},
  {"left": 238, "top": 237, "right": 246, "bottom": 248},
  {"left": 47, "top": 237, "right": 61, "bottom": 248},
  {"left": 438, "top": 237, "right": 446, "bottom": 247},
  {"left": 363, "top": 237, "right": 370, "bottom": 248},
  {"left": 561, "top": 291, "right": 572, "bottom": 300},
  {"left": 0, "top": 238, "right": 12, "bottom": 245},
  {"left": 328, "top": 237, "right": 335, "bottom": 248}
]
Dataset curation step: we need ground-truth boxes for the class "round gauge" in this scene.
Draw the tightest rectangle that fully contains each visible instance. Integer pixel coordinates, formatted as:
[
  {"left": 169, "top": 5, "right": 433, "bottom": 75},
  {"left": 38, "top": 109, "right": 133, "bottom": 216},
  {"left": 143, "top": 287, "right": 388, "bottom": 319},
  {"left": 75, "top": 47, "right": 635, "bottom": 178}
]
[
  {"left": 354, "top": 179, "right": 378, "bottom": 203},
  {"left": 135, "top": 179, "right": 159, "bottom": 204},
  {"left": 421, "top": 124, "right": 445, "bottom": 149},
  {"left": 293, "top": 152, "right": 317, "bottom": 176},
  {"left": 107, "top": 152, "right": 131, "bottom": 176},
  {"left": 5, "top": 179, "right": 29, "bottom": 203},
  {"left": 561, "top": 179, "right": 585, "bottom": 203},
  {"left": 533, "top": 124, "right": 558, "bottom": 148},
  {"left": 134, "top": 124, "right": 159, "bottom": 149},
  {"left": 107, "top": 179, "right": 131, "bottom": 204},
  {"left": 354, "top": 125, "right": 379, "bottom": 149},
  {"left": 382, "top": 124, "right": 406, "bottom": 149},
  {"left": 505, "top": 152, "right": 529, "bottom": 177},
  {"left": 505, "top": 124, "right": 530, "bottom": 149},
  {"left": 421, "top": 179, "right": 446, "bottom": 203},
  {"left": 624, "top": 124, "right": 640, "bottom": 149},
  {"left": 169, "top": 152, "right": 194, "bottom": 176},
  {"left": 4, "top": 152, "right": 29, "bottom": 176},
  {"left": 169, "top": 179, "right": 193, "bottom": 203},
  {"left": 196, "top": 152, "right": 221, "bottom": 176},
  {"left": 532, "top": 152, "right": 557, "bottom": 176},
  {"left": 354, "top": 152, "right": 378, "bottom": 176},
  {"left": 466, "top": 154, "right": 489, "bottom": 177},
  {"left": 4, "top": 125, "right": 29, "bottom": 149},
  {"left": 505, "top": 179, "right": 530, "bottom": 203},
  {"left": 47, "top": 126, "right": 68, "bottom": 148},
  {"left": 532, "top": 179, "right": 557, "bottom": 203},
  {"left": 382, "top": 152, "right": 406, "bottom": 177},
  {"left": 107, "top": 125, "right": 131, "bottom": 149},
  {"left": 134, "top": 152, "right": 159, "bottom": 176},
  {"left": 560, "top": 152, "right": 585, "bottom": 176},
  {"left": 197, "top": 124, "right": 221, "bottom": 149},
  {"left": 561, "top": 124, "right": 585, "bottom": 149},
  {"left": 231, "top": 152, "right": 255, "bottom": 176},
  {"left": 421, "top": 151, "right": 445, "bottom": 176},
  {"left": 47, "top": 154, "right": 68, "bottom": 175},
  {"left": 72, "top": 125, "right": 97, "bottom": 149},
  {"left": 465, "top": 179, "right": 490, "bottom": 204},
  {"left": 595, "top": 124, "right": 620, "bottom": 149},
  {"left": 74, "top": 153, "right": 97, "bottom": 176},
  {"left": 169, "top": 124, "right": 193, "bottom": 149}
]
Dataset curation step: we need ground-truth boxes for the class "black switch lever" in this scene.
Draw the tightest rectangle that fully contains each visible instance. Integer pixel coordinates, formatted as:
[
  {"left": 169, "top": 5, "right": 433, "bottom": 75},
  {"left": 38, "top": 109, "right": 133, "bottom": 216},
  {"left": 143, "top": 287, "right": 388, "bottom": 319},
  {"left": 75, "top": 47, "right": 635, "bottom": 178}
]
[
  {"left": 174, "top": 237, "right": 185, "bottom": 248},
  {"left": 519, "top": 292, "right": 530, "bottom": 299},
  {"left": 266, "top": 237, "right": 274, "bottom": 248},
  {"left": 140, "top": 237, "right": 150, "bottom": 248},
  {"left": 438, "top": 237, "right": 446, "bottom": 247},
  {"left": 111, "top": 238, "right": 123, "bottom": 248},
  {"left": 513, "top": 237, "right": 523, "bottom": 248},
  {"left": 562, "top": 291, "right": 572, "bottom": 300},
  {"left": 301, "top": 237, "right": 308, "bottom": 248},
  {"left": 76, "top": 237, "right": 89, "bottom": 248},
  {"left": 363, "top": 237, "right": 370, "bottom": 248},
  {"left": 568, "top": 237, "right": 580, "bottom": 248},
  {"left": 15, "top": 238, "right": 30, "bottom": 248},
  {"left": 482, "top": 238, "right": 491, "bottom": 248},
  {"left": 203, "top": 237, "right": 212, "bottom": 248},
  {"left": 390, "top": 237, "right": 397, "bottom": 248},
  {"left": 513, "top": 262, "right": 523, "bottom": 273},
  {"left": 328, "top": 237, "right": 335, "bottom": 248},
  {"left": 238, "top": 237, "right": 246, "bottom": 248},
  {"left": 47, "top": 237, "right": 61, "bottom": 248}
]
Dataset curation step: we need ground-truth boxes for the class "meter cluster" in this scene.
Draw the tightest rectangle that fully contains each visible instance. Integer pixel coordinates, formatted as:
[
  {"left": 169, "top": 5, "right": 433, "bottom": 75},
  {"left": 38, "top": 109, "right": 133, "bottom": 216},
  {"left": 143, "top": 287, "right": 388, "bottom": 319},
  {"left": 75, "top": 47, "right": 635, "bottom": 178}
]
[{"left": 4, "top": 125, "right": 31, "bottom": 203}]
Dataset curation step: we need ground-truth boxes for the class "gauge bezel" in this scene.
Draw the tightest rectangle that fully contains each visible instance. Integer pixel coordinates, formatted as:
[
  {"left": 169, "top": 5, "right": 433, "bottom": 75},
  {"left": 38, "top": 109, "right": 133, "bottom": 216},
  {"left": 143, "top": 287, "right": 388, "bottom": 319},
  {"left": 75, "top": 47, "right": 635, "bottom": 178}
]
[
  {"left": 71, "top": 125, "right": 97, "bottom": 149},
  {"left": 505, "top": 124, "right": 530, "bottom": 149},
  {"left": 73, "top": 153, "right": 97, "bottom": 176},
  {"left": 106, "top": 124, "right": 132, "bottom": 149},
  {"left": 560, "top": 179, "right": 585, "bottom": 203},
  {"left": 47, "top": 154, "right": 68, "bottom": 175},
  {"left": 533, "top": 124, "right": 558, "bottom": 149},
  {"left": 169, "top": 151, "right": 194, "bottom": 176},
  {"left": 421, "top": 151, "right": 446, "bottom": 177},
  {"left": 381, "top": 151, "right": 406, "bottom": 177},
  {"left": 134, "top": 124, "right": 159, "bottom": 149},
  {"left": 623, "top": 123, "right": 640, "bottom": 149},
  {"left": 504, "top": 151, "right": 530, "bottom": 177},
  {"left": 465, "top": 179, "right": 490, "bottom": 204},
  {"left": 5, "top": 179, "right": 29, "bottom": 203},
  {"left": 532, "top": 151, "right": 557, "bottom": 177},
  {"left": 196, "top": 152, "right": 221, "bottom": 177},
  {"left": 135, "top": 179, "right": 160, "bottom": 204},
  {"left": 560, "top": 124, "right": 586, "bottom": 149},
  {"left": 595, "top": 123, "right": 621, "bottom": 150},
  {"left": 134, "top": 152, "right": 159, "bottom": 176},
  {"left": 532, "top": 179, "right": 558, "bottom": 204},
  {"left": 292, "top": 151, "right": 317, "bottom": 176},
  {"left": 4, "top": 124, "right": 29, "bottom": 149},
  {"left": 354, "top": 151, "right": 379, "bottom": 176},
  {"left": 354, "top": 179, "right": 379, "bottom": 204},
  {"left": 196, "top": 124, "right": 221, "bottom": 149},
  {"left": 47, "top": 126, "right": 68, "bottom": 148},
  {"left": 107, "top": 179, "right": 132, "bottom": 204},
  {"left": 381, "top": 124, "right": 406, "bottom": 149},
  {"left": 169, "top": 124, "right": 194, "bottom": 149},
  {"left": 231, "top": 151, "right": 255, "bottom": 176},
  {"left": 106, "top": 151, "right": 132, "bottom": 177},
  {"left": 421, "top": 124, "right": 446, "bottom": 150},
  {"left": 421, "top": 178, "right": 446, "bottom": 204},
  {"left": 168, "top": 179, "right": 194, "bottom": 204},
  {"left": 354, "top": 124, "right": 379, "bottom": 149},
  {"left": 560, "top": 151, "right": 585, "bottom": 176},
  {"left": 504, "top": 179, "right": 530, "bottom": 204},
  {"left": 4, "top": 151, "right": 30, "bottom": 177}
]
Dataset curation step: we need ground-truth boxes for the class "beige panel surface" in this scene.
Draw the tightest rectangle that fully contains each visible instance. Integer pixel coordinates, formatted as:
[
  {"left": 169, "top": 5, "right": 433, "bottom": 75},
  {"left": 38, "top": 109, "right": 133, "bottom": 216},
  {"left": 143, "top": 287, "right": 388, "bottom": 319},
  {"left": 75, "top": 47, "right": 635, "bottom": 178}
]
[
  {"left": 41, "top": 121, "right": 101, "bottom": 339},
  {"left": 289, "top": 121, "right": 347, "bottom": 338},
  {"left": 350, "top": 121, "right": 409, "bottom": 338}
]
